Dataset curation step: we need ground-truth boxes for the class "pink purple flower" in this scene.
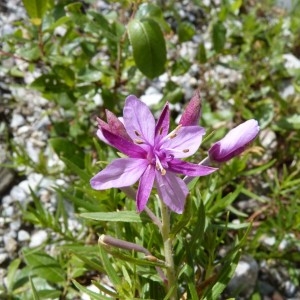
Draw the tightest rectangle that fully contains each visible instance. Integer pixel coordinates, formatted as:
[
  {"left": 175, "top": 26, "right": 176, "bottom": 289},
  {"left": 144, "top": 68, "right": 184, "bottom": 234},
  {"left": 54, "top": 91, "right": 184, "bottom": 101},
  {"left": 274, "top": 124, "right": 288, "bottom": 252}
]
[
  {"left": 91, "top": 95, "right": 217, "bottom": 214},
  {"left": 208, "top": 119, "right": 260, "bottom": 163}
]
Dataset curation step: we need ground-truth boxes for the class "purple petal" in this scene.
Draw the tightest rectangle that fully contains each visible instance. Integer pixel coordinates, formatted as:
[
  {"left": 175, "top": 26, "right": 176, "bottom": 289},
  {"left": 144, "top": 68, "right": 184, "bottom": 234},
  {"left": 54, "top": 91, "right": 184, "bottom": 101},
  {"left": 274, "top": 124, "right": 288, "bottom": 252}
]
[
  {"left": 162, "top": 126, "right": 206, "bottom": 158},
  {"left": 155, "top": 171, "right": 188, "bottom": 214},
  {"left": 90, "top": 158, "right": 148, "bottom": 189},
  {"left": 208, "top": 119, "right": 260, "bottom": 163},
  {"left": 179, "top": 90, "right": 202, "bottom": 126},
  {"left": 102, "top": 128, "right": 146, "bottom": 158},
  {"left": 136, "top": 165, "right": 155, "bottom": 212},
  {"left": 168, "top": 159, "right": 217, "bottom": 176},
  {"left": 155, "top": 102, "right": 170, "bottom": 142},
  {"left": 123, "top": 95, "right": 155, "bottom": 146}
]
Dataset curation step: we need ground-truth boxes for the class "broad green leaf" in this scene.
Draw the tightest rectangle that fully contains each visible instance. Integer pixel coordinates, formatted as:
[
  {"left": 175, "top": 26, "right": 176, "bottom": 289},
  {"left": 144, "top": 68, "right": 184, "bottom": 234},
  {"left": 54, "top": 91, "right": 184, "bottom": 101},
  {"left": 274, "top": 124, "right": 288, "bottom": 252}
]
[
  {"left": 135, "top": 3, "right": 170, "bottom": 32},
  {"left": 128, "top": 18, "right": 166, "bottom": 78},
  {"left": 23, "top": 249, "right": 66, "bottom": 283},
  {"left": 171, "top": 58, "right": 191, "bottom": 76},
  {"left": 49, "top": 137, "right": 85, "bottom": 169},
  {"left": 212, "top": 21, "right": 227, "bottom": 53},
  {"left": 178, "top": 22, "right": 196, "bottom": 43},
  {"left": 80, "top": 211, "right": 147, "bottom": 223},
  {"left": 22, "top": 0, "right": 48, "bottom": 25}
]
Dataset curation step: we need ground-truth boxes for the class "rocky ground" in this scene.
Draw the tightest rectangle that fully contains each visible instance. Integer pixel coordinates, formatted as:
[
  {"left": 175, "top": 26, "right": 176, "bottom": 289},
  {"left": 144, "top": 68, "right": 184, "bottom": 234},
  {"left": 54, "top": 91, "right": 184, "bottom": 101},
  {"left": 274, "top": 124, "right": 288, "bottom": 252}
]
[{"left": 1, "top": 1, "right": 300, "bottom": 299}]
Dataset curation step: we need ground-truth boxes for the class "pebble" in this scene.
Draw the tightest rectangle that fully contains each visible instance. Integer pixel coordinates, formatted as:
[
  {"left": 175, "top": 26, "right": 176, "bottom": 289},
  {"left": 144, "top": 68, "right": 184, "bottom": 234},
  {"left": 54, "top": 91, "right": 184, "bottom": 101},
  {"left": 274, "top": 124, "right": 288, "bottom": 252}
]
[
  {"left": 226, "top": 255, "right": 259, "bottom": 298},
  {"left": 140, "top": 87, "right": 163, "bottom": 106},
  {"left": 4, "top": 237, "right": 18, "bottom": 253},
  {"left": 17, "top": 230, "right": 30, "bottom": 242},
  {"left": 0, "top": 253, "right": 8, "bottom": 265},
  {"left": 29, "top": 230, "right": 48, "bottom": 248},
  {"left": 10, "top": 185, "right": 27, "bottom": 203},
  {"left": 10, "top": 114, "right": 26, "bottom": 128}
]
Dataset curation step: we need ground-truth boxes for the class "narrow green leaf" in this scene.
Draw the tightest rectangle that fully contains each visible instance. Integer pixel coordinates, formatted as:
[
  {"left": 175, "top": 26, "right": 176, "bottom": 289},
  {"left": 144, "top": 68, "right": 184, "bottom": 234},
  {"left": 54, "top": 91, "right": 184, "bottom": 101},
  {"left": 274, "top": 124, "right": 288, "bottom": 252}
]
[
  {"left": 49, "top": 137, "right": 85, "bottom": 169},
  {"left": 99, "top": 245, "right": 122, "bottom": 288},
  {"left": 80, "top": 211, "right": 146, "bottom": 223},
  {"left": 29, "top": 277, "right": 40, "bottom": 300},
  {"left": 212, "top": 21, "right": 226, "bottom": 53},
  {"left": 72, "top": 280, "right": 113, "bottom": 300},
  {"left": 23, "top": 249, "right": 66, "bottom": 283},
  {"left": 128, "top": 19, "right": 166, "bottom": 78}
]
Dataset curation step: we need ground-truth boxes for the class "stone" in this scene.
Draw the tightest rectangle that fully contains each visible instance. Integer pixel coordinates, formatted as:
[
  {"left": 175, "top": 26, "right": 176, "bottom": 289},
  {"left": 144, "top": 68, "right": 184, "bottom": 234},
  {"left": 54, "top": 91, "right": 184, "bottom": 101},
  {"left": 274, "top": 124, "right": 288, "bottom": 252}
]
[
  {"left": 17, "top": 230, "right": 30, "bottom": 242},
  {"left": 10, "top": 114, "right": 25, "bottom": 128},
  {"left": 225, "top": 255, "right": 259, "bottom": 298},
  {"left": 29, "top": 230, "right": 48, "bottom": 248}
]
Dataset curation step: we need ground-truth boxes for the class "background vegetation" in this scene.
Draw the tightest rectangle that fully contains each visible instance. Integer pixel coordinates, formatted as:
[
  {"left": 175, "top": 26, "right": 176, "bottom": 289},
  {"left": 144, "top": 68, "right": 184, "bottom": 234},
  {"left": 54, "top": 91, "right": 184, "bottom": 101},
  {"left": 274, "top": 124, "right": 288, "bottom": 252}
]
[{"left": 1, "top": 0, "right": 300, "bottom": 299}]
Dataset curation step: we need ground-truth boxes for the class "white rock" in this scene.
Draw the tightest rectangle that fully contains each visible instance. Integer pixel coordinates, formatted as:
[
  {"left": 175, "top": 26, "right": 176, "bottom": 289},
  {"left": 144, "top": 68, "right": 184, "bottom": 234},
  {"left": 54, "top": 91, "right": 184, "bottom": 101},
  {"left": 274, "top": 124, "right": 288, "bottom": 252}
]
[
  {"left": 4, "top": 237, "right": 18, "bottom": 253},
  {"left": 10, "top": 220, "right": 21, "bottom": 231},
  {"left": 0, "top": 253, "right": 8, "bottom": 264},
  {"left": 140, "top": 87, "right": 163, "bottom": 106},
  {"left": 3, "top": 206, "right": 14, "bottom": 217},
  {"left": 2, "top": 195, "right": 13, "bottom": 205},
  {"left": 10, "top": 114, "right": 26, "bottom": 128},
  {"left": 283, "top": 54, "right": 300, "bottom": 69},
  {"left": 10, "top": 185, "right": 27, "bottom": 203},
  {"left": 18, "top": 230, "right": 30, "bottom": 242},
  {"left": 29, "top": 230, "right": 48, "bottom": 248}
]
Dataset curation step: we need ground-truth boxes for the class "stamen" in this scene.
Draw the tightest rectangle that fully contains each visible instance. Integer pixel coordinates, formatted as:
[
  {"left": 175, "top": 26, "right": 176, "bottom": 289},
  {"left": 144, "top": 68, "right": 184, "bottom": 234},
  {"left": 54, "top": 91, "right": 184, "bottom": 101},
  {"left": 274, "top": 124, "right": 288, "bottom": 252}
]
[
  {"left": 166, "top": 124, "right": 182, "bottom": 140},
  {"left": 134, "top": 130, "right": 140, "bottom": 136},
  {"left": 155, "top": 156, "right": 166, "bottom": 175},
  {"left": 183, "top": 149, "right": 189, "bottom": 153},
  {"left": 135, "top": 139, "right": 144, "bottom": 144}
]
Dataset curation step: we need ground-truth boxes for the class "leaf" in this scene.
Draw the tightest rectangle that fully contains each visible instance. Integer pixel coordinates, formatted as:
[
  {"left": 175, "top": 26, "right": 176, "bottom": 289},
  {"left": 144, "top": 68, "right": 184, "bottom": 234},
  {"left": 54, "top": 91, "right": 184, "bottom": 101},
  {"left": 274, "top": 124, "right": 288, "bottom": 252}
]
[
  {"left": 178, "top": 22, "right": 196, "bottom": 43},
  {"left": 23, "top": 249, "right": 66, "bottom": 283},
  {"left": 22, "top": 0, "right": 48, "bottom": 25},
  {"left": 49, "top": 137, "right": 85, "bottom": 169},
  {"left": 99, "top": 245, "right": 122, "bottom": 288},
  {"left": 80, "top": 211, "right": 147, "bottom": 223},
  {"left": 72, "top": 280, "right": 113, "bottom": 300},
  {"left": 212, "top": 21, "right": 227, "bottom": 53},
  {"left": 128, "top": 18, "right": 166, "bottom": 78},
  {"left": 6, "top": 258, "right": 21, "bottom": 293},
  {"left": 197, "top": 43, "right": 207, "bottom": 64},
  {"left": 29, "top": 277, "right": 40, "bottom": 300}
]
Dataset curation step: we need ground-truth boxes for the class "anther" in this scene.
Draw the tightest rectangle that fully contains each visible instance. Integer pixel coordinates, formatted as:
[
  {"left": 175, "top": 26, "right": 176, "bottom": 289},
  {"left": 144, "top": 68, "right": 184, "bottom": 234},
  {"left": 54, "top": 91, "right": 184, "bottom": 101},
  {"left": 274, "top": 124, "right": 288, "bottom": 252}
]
[
  {"left": 183, "top": 149, "right": 189, "bottom": 153},
  {"left": 135, "top": 139, "right": 144, "bottom": 144},
  {"left": 134, "top": 130, "right": 140, "bottom": 136},
  {"left": 159, "top": 127, "right": 163, "bottom": 135}
]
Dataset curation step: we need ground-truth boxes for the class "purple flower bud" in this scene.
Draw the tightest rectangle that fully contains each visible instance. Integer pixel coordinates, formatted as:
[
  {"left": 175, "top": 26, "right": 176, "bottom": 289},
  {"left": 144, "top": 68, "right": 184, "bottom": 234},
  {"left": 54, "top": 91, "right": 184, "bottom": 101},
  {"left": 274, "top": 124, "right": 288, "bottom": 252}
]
[
  {"left": 208, "top": 119, "right": 260, "bottom": 163},
  {"left": 97, "top": 109, "right": 132, "bottom": 142},
  {"left": 179, "top": 90, "right": 202, "bottom": 126}
]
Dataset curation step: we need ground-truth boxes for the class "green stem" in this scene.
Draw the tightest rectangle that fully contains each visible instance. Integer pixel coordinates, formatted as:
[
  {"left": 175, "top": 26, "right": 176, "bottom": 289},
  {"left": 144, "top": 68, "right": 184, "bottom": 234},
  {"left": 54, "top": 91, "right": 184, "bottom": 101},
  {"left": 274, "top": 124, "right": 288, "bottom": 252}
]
[{"left": 160, "top": 199, "right": 177, "bottom": 299}]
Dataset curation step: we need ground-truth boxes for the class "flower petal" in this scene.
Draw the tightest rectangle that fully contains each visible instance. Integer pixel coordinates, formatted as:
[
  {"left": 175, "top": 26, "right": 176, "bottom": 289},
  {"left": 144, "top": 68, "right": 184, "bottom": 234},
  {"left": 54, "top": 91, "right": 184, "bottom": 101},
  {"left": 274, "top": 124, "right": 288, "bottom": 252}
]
[
  {"left": 102, "top": 128, "right": 146, "bottom": 158},
  {"left": 136, "top": 165, "right": 155, "bottom": 212},
  {"left": 208, "top": 119, "right": 260, "bottom": 163},
  {"left": 155, "top": 102, "right": 170, "bottom": 142},
  {"left": 155, "top": 171, "right": 188, "bottom": 214},
  {"left": 162, "top": 126, "right": 205, "bottom": 158},
  {"left": 123, "top": 95, "right": 155, "bottom": 146},
  {"left": 90, "top": 158, "right": 148, "bottom": 189},
  {"left": 168, "top": 159, "right": 217, "bottom": 176}
]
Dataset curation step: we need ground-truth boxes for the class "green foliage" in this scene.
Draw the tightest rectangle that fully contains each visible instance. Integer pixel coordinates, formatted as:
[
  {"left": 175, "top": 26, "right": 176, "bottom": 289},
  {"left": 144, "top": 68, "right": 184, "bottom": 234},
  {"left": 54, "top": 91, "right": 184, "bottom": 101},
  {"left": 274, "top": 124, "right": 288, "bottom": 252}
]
[{"left": 2, "top": 0, "right": 300, "bottom": 299}]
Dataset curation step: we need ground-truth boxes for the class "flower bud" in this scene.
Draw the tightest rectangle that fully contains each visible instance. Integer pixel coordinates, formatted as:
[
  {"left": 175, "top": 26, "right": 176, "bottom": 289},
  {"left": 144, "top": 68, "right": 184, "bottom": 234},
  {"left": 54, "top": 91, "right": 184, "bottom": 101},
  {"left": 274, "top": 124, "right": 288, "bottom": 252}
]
[
  {"left": 208, "top": 119, "right": 260, "bottom": 163},
  {"left": 179, "top": 90, "right": 202, "bottom": 126}
]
